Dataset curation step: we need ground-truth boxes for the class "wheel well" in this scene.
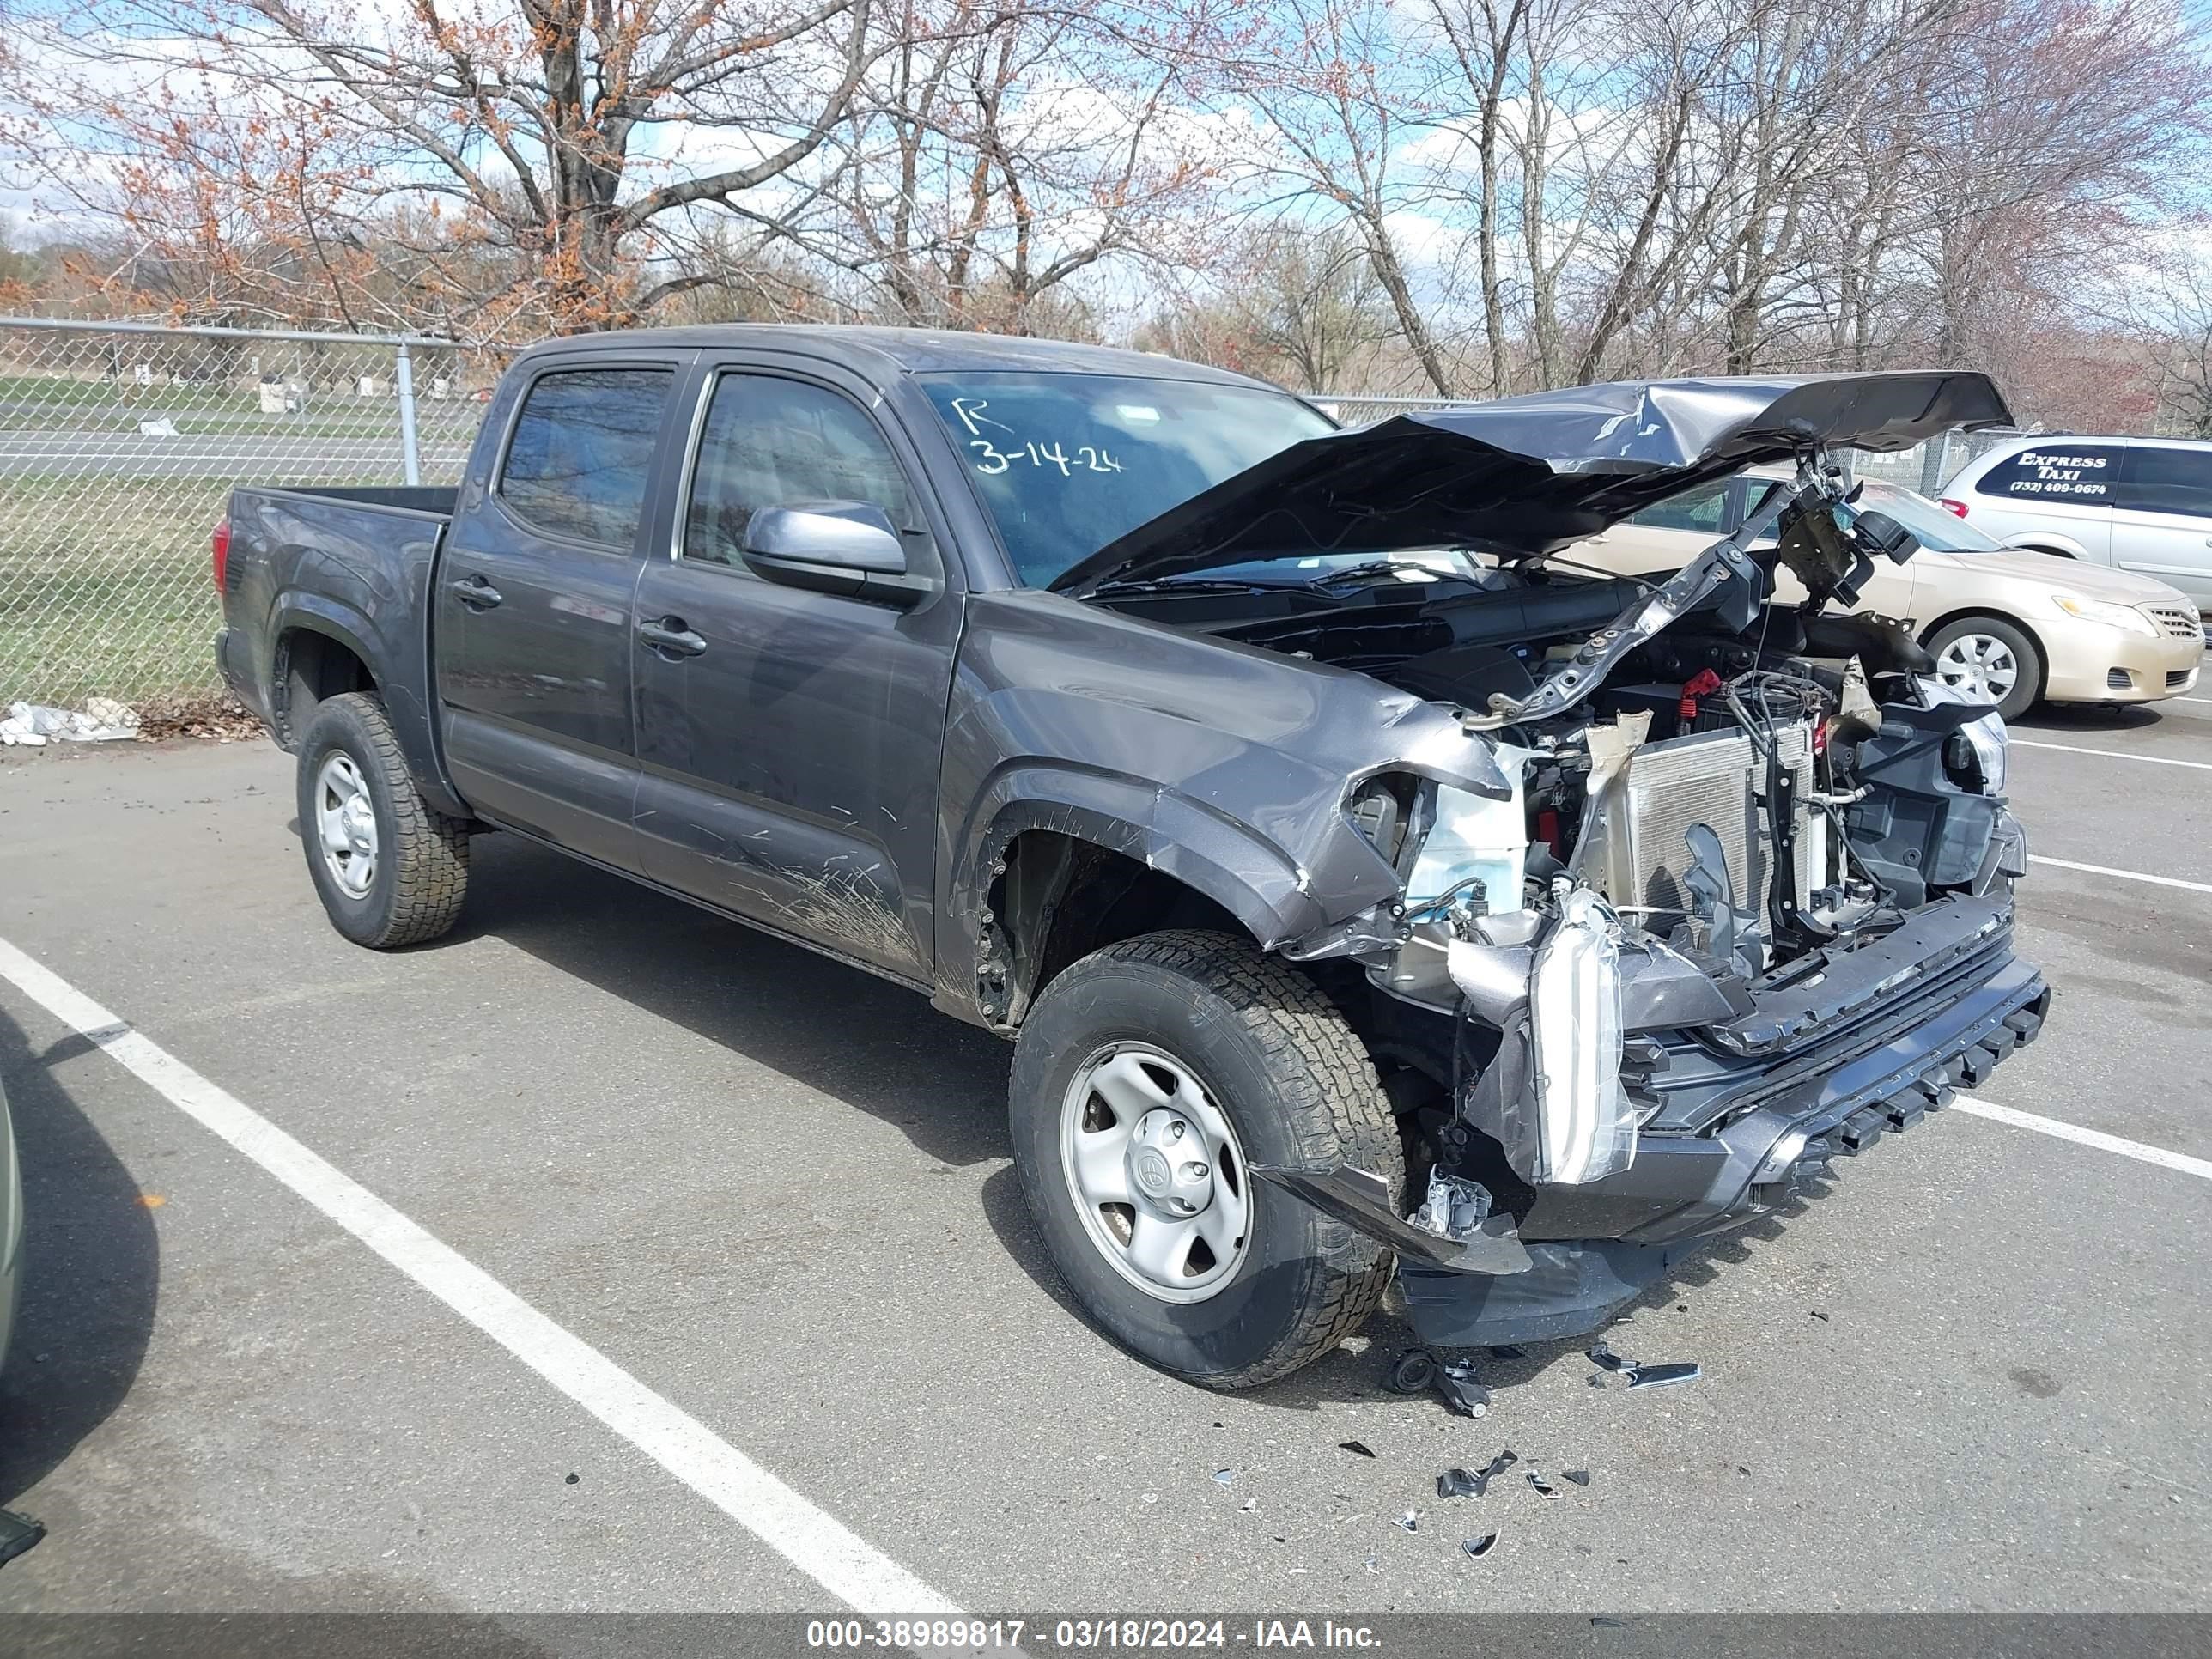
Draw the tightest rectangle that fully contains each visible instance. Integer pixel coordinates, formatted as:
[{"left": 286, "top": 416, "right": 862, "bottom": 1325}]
[
  {"left": 981, "top": 830, "right": 1249, "bottom": 1029},
  {"left": 1917, "top": 607, "right": 2048, "bottom": 695},
  {"left": 277, "top": 629, "right": 375, "bottom": 744}
]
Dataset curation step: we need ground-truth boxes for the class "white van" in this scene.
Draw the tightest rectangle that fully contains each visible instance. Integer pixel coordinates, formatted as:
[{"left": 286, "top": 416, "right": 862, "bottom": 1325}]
[{"left": 1942, "top": 436, "right": 2212, "bottom": 615}]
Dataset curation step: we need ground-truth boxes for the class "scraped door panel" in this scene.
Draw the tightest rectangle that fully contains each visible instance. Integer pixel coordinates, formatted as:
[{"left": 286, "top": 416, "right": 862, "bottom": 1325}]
[{"left": 630, "top": 365, "right": 958, "bottom": 980}]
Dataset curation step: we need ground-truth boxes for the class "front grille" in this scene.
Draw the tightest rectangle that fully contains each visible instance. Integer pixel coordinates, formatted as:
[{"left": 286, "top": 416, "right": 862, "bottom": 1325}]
[
  {"left": 1589, "top": 725, "right": 1815, "bottom": 920},
  {"left": 2147, "top": 605, "right": 2201, "bottom": 641}
]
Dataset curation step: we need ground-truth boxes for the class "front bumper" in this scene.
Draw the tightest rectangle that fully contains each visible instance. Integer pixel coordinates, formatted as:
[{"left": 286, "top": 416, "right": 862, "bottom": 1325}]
[
  {"left": 1398, "top": 904, "right": 2050, "bottom": 1347},
  {"left": 2044, "top": 624, "right": 2202, "bottom": 703}
]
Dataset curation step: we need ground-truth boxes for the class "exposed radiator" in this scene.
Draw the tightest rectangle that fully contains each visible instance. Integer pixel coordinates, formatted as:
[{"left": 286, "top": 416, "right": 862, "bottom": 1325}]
[{"left": 1587, "top": 724, "right": 1820, "bottom": 921}]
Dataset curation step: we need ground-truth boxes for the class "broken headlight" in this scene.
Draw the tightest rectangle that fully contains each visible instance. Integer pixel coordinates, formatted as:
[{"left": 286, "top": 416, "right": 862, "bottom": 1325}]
[{"left": 1524, "top": 885, "right": 1635, "bottom": 1185}]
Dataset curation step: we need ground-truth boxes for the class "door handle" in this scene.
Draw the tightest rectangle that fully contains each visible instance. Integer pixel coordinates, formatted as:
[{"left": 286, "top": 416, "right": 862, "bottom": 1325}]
[
  {"left": 447, "top": 574, "right": 502, "bottom": 609},
  {"left": 638, "top": 617, "right": 708, "bottom": 658}
]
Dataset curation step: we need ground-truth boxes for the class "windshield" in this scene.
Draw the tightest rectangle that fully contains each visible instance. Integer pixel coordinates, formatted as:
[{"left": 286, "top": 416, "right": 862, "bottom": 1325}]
[{"left": 921, "top": 372, "right": 1335, "bottom": 586}]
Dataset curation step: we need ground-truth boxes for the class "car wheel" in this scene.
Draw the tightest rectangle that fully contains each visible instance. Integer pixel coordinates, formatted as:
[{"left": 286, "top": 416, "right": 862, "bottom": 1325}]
[
  {"left": 1009, "top": 929, "right": 1402, "bottom": 1389},
  {"left": 1924, "top": 616, "right": 2043, "bottom": 722},
  {"left": 295, "top": 692, "right": 470, "bottom": 948}
]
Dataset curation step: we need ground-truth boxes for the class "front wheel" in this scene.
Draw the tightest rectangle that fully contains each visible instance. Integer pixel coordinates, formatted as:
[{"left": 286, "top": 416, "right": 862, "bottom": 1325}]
[
  {"left": 1009, "top": 930, "right": 1402, "bottom": 1389},
  {"left": 295, "top": 692, "right": 470, "bottom": 948},
  {"left": 1924, "top": 615, "right": 2043, "bottom": 722}
]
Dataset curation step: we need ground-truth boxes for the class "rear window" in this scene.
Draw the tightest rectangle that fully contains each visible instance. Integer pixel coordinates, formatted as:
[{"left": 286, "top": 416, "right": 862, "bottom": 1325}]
[
  {"left": 499, "top": 368, "right": 673, "bottom": 546},
  {"left": 1971, "top": 444, "right": 2121, "bottom": 506},
  {"left": 2114, "top": 446, "right": 2212, "bottom": 519}
]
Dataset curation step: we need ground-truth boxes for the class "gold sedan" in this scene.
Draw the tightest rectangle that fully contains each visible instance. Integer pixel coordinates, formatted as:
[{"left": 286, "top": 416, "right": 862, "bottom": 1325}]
[{"left": 1577, "top": 473, "right": 2203, "bottom": 721}]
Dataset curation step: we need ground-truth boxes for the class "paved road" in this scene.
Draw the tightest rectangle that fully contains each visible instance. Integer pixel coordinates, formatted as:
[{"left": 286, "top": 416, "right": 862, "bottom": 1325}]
[{"left": 0, "top": 705, "right": 2207, "bottom": 1615}]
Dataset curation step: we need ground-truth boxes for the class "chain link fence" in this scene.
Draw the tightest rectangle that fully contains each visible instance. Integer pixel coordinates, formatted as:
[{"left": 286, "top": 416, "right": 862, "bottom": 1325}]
[
  {"left": 0, "top": 319, "right": 498, "bottom": 709},
  {"left": 0, "top": 343, "right": 2044, "bottom": 714}
]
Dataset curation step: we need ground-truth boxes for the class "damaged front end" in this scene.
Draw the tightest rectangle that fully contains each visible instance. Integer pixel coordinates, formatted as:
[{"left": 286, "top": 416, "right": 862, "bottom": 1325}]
[{"left": 1078, "top": 373, "right": 2049, "bottom": 1347}]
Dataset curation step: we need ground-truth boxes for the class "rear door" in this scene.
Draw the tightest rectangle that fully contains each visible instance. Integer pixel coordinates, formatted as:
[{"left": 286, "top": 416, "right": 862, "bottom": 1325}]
[
  {"left": 2112, "top": 444, "right": 2212, "bottom": 610},
  {"left": 1962, "top": 443, "right": 2119, "bottom": 561},
  {"left": 629, "top": 358, "right": 962, "bottom": 982},
  {"left": 435, "top": 355, "right": 687, "bottom": 871}
]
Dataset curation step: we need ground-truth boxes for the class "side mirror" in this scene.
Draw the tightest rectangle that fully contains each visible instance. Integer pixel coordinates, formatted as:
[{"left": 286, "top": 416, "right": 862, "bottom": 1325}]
[{"left": 741, "top": 501, "right": 933, "bottom": 605}]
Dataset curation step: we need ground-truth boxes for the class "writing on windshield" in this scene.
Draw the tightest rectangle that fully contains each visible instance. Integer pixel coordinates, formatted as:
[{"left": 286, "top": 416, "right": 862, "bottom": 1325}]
[{"left": 921, "top": 373, "right": 1333, "bottom": 586}]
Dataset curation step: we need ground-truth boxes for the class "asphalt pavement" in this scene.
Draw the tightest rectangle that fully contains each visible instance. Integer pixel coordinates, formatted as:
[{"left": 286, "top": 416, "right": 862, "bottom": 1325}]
[{"left": 0, "top": 702, "right": 2206, "bottom": 1616}]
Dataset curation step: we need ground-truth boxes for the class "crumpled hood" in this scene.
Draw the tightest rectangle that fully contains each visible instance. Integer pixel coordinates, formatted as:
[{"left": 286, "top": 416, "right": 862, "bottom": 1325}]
[{"left": 1052, "top": 370, "right": 2012, "bottom": 596}]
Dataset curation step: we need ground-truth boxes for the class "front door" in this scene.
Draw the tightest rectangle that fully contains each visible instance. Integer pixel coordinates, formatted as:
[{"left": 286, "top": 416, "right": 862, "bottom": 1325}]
[
  {"left": 629, "top": 362, "right": 961, "bottom": 981},
  {"left": 435, "top": 358, "right": 685, "bottom": 870},
  {"left": 2112, "top": 444, "right": 2212, "bottom": 610}
]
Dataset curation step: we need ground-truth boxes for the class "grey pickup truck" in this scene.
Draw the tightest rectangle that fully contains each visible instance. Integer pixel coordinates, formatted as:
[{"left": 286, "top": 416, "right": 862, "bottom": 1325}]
[{"left": 217, "top": 328, "right": 2050, "bottom": 1388}]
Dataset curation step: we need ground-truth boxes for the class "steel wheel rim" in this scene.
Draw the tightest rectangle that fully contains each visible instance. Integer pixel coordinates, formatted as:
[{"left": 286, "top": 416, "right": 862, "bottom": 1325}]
[
  {"left": 1059, "top": 1042, "right": 1252, "bottom": 1304},
  {"left": 314, "top": 753, "right": 379, "bottom": 898},
  {"left": 1935, "top": 633, "right": 2020, "bottom": 705}
]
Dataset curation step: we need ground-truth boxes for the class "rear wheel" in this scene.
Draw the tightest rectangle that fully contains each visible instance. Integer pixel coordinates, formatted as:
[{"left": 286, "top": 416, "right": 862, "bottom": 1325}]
[
  {"left": 1924, "top": 615, "right": 2042, "bottom": 721},
  {"left": 1009, "top": 930, "right": 1401, "bottom": 1389},
  {"left": 295, "top": 692, "right": 469, "bottom": 948}
]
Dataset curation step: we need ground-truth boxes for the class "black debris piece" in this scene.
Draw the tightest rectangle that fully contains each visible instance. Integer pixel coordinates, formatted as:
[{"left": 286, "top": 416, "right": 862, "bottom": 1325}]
[
  {"left": 1462, "top": 1534, "right": 1498, "bottom": 1559},
  {"left": 1625, "top": 1361, "right": 1701, "bottom": 1390},
  {"left": 1397, "top": 1510, "right": 1420, "bottom": 1533},
  {"left": 1591, "top": 1616, "right": 1628, "bottom": 1629},
  {"left": 1564, "top": 1469, "right": 1592, "bottom": 1487},
  {"left": 1339, "top": 1439, "right": 1377, "bottom": 1459},
  {"left": 1488, "top": 1344, "right": 1526, "bottom": 1360},
  {"left": 1466, "top": 1450, "right": 1519, "bottom": 1497},
  {"left": 1587, "top": 1374, "right": 1605, "bottom": 1388},
  {"left": 564, "top": 1474, "right": 580, "bottom": 1486},
  {"left": 0, "top": 1509, "right": 46, "bottom": 1570},
  {"left": 1808, "top": 1310, "right": 1831, "bottom": 1322},
  {"left": 1434, "top": 1360, "right": 1491, "bottom": 1418},
  {"left": 1675, "top": 1304, "right": 1689, "bottom": 1313},
  {"left": 1587, "top": 1338, "right": 1701, "bottom": 1390},
  {"left": 1436, "top": 1468, "right": 1480, "bottom": 1500},
  {"left": 1526, "top": 1471, "right": 1559, "bottom": 1499},
  {"left": 1587, "top": 1340, "right": 1632, "bottom": 1375},
  {"left": 1386, "top": 1348, "right": 1438, "bottom": 1395}
]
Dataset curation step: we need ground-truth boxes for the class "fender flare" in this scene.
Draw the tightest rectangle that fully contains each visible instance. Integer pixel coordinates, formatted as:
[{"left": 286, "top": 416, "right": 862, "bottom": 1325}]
[{"left": 270, "top": 594, "right": 466, "bottom": 817}]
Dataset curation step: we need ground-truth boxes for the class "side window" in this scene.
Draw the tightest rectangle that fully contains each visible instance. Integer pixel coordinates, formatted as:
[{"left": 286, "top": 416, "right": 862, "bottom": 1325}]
[
  {"left": 684, "top": 374, "right": 919, "bottom": 568},
  {"left": 1629, "top": 481, "right": 1729, "bottom": 534},
  {"left": 2115, "top": 446, "right": 2212, "bottom": 519},
  {"left": 499, "top": 368, "right": 672, "bottom": 546},
  {"left": 1970, "top": 444, "right": 2122, "bottom": 507}
]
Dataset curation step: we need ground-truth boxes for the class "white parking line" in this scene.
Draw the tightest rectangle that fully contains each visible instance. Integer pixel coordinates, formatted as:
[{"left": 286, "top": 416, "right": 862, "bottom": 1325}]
[
  {"left": 2027, "top": 854, "right": 2212, "bottom": 894},
  {"left": 0, "top": 936, "right": 960, "bottom": 1617},
  {"left": 1955, "top": 1095, "right": 2212, "bottom": 1183},
  {"left": 2011, "top": 739, "right": 2212, "bottom": 771}
]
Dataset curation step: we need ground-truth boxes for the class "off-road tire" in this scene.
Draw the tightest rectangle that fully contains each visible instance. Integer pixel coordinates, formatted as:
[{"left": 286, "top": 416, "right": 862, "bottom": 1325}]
[
  {"left": 1010, "top": 929, "right": 1402, "bottom": 1389},
  {"left": 296, "top": 692, "right": 469, "bottom": 948}
]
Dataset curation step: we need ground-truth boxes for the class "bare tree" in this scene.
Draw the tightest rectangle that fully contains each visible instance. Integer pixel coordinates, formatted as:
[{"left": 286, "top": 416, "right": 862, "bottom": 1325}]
[{"left": 15, "top": 0, "right": 883, "bottom": 332}]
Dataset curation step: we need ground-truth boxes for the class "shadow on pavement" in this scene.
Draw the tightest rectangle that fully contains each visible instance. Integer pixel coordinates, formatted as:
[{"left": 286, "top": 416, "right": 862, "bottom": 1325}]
[
  {"left": 0, "top": 1007, "right": 160, "bottom": 1509},
  {"left": 456, "top": 833, "right": 1013, "bottom": 1170}
]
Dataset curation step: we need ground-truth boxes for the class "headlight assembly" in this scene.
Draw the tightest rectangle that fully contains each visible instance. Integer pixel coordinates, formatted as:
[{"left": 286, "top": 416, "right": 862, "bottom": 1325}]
[
  {"left": 1522, "top": 886, "right": 1634, "bottom": 1185},
  {"left": 2051, "top": 593, "right": 2157, "bottom": 637}
]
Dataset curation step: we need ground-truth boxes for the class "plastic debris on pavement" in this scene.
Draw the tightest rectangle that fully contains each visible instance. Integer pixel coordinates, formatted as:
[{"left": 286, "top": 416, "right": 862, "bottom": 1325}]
[
  {"left": 1436, "top": 1468, "right": 1481, "bottom": 1499},
  {"left": 1212, "top": 1469, "right": 1234, "bottom": 1486},
  {"left": 1395, "top": 1510, "right": 1420, "bottom": 1533},
  {"left": 1, "top": 699, "right": 142, "bottom": 746},
  {"left": 1240, "top": 1498, "right": 1258, "bottom": 1513},
  {"left": 1433, "top": 1358, "right": 1492, "bottom": 1418},
  {"left": 1587, "top": 1338, "right": 1701, "bottom": 1390},
  {"left": 1338, "top": 1440, "right": 1376, "bottom": 1458},
  {"left": 1461, "top": 1534, "right": 1498, "bottom": 1559},
  {"left": 1564, "top": 1468, "right": 1591, "bottom": 1487},
  {"left": 1526, "top": 1470, "right": 1559, "bottom": 1498},
  {"left": 0, "top": 1509, "right": 45, "bottom": 1570}
]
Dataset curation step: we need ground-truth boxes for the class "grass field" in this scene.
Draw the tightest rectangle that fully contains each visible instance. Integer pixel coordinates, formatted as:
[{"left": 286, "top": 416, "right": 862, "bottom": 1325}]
[{"left": 0, "top": 475, "right": 233, "bottom": 703}]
